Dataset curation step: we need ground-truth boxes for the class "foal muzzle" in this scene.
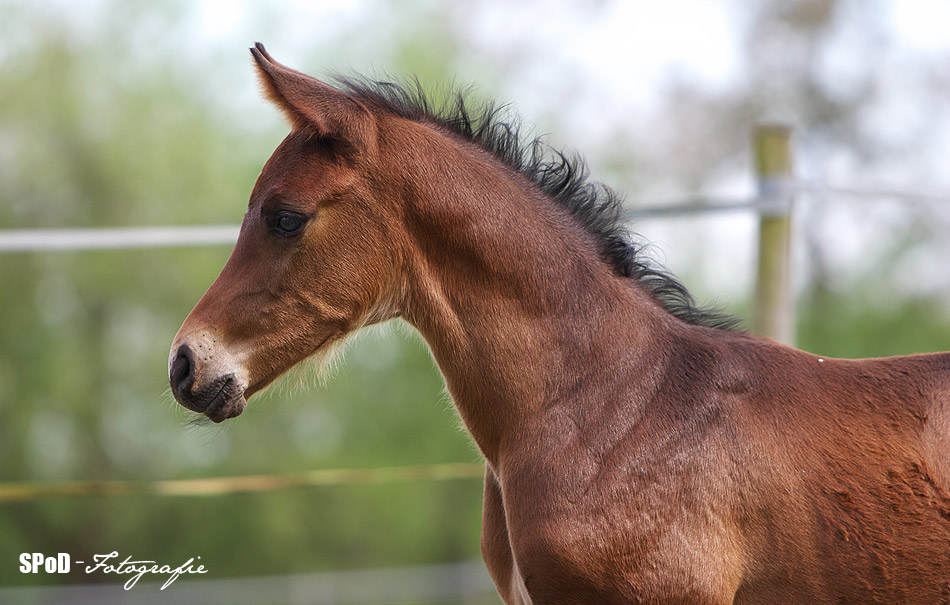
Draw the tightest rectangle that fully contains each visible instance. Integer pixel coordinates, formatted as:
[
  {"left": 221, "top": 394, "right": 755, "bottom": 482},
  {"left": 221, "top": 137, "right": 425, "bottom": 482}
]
[{"left": 168, "top": 337, "right": 249, "bottom": 422}]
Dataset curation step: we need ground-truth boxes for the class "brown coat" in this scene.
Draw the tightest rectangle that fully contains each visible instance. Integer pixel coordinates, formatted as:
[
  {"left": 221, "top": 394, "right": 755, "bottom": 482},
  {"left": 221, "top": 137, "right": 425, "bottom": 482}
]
[{"left": 169, "top": 44, "right": 950, "bottom": 603}]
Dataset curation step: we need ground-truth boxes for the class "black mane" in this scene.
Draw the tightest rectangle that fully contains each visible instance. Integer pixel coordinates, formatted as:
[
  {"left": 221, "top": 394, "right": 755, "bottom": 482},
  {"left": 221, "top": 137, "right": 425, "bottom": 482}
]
[{"left": 337, "top": 77, "right": 740, "bottom": 331}]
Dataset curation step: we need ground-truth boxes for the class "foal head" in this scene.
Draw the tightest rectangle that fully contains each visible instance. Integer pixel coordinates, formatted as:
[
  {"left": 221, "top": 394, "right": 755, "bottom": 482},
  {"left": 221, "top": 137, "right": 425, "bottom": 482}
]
[
  {"left": 169, "top": 44, "right": 406, "bottom": 421},
  {"left": 169, "top": 45, "right": 733, "bottom": 423}
]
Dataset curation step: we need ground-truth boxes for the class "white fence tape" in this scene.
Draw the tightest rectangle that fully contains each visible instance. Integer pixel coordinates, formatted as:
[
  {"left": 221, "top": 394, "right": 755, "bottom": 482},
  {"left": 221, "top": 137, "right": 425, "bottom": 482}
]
[
  {"left": 0, "top": 225, "right": 240, "bottom": 253},
  {"left": 0, "top": 184, "right": 946, "bottom": 253}
]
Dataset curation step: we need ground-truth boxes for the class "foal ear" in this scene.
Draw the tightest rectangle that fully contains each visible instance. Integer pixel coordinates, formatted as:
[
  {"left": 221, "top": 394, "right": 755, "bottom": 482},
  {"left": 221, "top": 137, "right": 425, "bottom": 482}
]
[{"left": 250, "top": 43, "right": 373, "bottom": 149}]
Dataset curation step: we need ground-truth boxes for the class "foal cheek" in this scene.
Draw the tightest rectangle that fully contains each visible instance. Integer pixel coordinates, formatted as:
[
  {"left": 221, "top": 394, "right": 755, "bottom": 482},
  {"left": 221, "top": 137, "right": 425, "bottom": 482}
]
[{"left": 301, "top": 238, "right": 384, "bottom": 319}]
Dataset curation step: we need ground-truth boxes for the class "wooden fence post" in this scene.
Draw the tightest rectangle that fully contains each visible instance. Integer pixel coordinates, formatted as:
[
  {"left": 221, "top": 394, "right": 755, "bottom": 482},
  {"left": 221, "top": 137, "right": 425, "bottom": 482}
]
[{"left": 752, "top": 125, "right": 795, "bottom": 345}]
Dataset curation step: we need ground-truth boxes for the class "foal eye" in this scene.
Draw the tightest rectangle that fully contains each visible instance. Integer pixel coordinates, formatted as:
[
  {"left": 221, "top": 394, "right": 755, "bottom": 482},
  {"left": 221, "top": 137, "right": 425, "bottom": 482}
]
[{"left": 272, "top": 212, "right": 306, "bottom": 237}]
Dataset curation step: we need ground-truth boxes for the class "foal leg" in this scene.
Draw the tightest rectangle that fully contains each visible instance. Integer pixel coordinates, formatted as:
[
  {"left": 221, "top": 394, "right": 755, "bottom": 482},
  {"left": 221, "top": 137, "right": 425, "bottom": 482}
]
[{"left": 481, "top": 466, "right": 529, "bottom": 604}]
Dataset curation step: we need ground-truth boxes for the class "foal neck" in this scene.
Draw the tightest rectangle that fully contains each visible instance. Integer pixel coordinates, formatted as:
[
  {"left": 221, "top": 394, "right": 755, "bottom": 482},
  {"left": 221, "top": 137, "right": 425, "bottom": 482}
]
[{"left": 389, "top": 122, "right": 675, "bottom": 467}]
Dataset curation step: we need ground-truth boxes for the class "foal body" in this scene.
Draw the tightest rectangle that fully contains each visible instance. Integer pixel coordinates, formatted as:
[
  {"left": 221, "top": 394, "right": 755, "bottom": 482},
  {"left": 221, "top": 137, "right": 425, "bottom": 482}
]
[
  {"left": 170, "top": 45, "right": 950, "bottom": 603},
  {"left": 411, "top": 201, "right": 950, "bottom": 602},
  {"left": 475, "top": 315, "right": 950, "bottom": 603}
]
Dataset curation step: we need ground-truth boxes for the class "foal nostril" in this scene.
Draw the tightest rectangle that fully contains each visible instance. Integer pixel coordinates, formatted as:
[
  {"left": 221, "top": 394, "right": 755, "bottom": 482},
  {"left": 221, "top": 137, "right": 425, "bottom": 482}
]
[{"left": 170, "top": 344, "right": 196, "bottom": 397}]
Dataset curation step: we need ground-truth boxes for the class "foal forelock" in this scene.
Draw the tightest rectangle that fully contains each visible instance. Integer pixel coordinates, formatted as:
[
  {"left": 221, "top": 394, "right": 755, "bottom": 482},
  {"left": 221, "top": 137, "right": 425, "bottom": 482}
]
[{"left": 336, "top": 76, "right": 740, "bottom": 331}]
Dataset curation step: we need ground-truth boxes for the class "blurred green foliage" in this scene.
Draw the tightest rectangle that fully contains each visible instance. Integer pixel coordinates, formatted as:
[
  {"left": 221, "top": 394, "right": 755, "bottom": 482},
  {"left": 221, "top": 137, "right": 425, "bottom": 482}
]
[
  {"left": 1, "top": 2, "right": 949, "bottom": 602},
  {"left": 0, "top": 1, "right": 485, "bottom": 594}
]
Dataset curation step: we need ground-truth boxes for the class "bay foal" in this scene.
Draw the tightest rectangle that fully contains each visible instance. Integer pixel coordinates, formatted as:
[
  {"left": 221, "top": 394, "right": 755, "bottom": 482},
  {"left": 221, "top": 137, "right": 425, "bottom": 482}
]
[{"left": 170, "top": 44, "right": 950, "bottom": 603}]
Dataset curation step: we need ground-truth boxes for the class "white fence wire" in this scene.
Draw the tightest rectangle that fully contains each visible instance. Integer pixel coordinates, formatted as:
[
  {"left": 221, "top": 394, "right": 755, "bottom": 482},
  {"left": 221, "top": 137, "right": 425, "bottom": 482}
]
[
  {"left": 0, "top": 225, "right": 240, "bottom": 253},
  {"left": 0, "top": 182, "right": 947, "bottom": 253}
]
